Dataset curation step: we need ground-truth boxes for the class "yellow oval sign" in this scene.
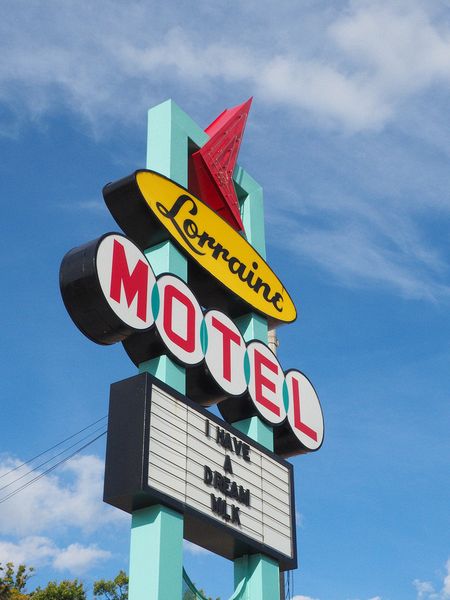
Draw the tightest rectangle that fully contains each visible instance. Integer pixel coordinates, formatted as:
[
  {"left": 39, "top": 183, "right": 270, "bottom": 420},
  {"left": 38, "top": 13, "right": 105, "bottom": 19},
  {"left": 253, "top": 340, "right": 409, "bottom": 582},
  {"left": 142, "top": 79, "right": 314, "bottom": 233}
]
[{"left": 137, "top": 171, "right": 297, "bottom": 324}]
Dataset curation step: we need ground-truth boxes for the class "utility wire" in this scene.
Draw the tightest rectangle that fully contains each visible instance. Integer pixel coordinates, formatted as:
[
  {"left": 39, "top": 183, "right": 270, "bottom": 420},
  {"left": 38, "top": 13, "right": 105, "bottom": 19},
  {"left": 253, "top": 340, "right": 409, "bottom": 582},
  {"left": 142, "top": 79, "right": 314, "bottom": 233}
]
[
  {"left": 0, "top": 424, "right": 107, "bottom": 494},
  {"left": 0, "top": 415, "right": 107, "bottom": 481},
  {"left": 0, "top": 431, "right": 106, "bottom": 505}
]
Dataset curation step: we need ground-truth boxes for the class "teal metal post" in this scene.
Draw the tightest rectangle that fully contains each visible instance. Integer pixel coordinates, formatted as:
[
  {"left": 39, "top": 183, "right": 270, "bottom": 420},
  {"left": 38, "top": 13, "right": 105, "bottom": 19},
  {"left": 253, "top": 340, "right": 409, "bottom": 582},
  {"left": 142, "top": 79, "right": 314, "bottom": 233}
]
[
  {"left": 233, "top": 170, "right": 281, "bottom": 600},
  {"left": 128, "top": 100, "right": 207, "bottom": 600},
  {"left": 128, "top": 99, "right": 280, "bottom": 599}
]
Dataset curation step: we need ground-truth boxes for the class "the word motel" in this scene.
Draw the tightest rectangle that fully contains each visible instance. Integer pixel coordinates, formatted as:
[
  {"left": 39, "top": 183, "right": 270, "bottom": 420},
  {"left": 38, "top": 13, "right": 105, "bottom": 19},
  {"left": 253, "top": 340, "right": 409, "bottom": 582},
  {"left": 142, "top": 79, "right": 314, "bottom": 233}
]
[{"left": 60, "top": 233, "right": 323, "bottom": 456}]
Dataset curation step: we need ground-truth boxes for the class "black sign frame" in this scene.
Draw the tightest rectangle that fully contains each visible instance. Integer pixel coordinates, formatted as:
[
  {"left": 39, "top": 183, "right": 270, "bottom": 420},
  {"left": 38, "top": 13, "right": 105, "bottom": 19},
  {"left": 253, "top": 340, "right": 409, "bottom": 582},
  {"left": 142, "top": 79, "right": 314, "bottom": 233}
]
[{"left": 104, "top": 372, "right": 297, "bottom": 571}]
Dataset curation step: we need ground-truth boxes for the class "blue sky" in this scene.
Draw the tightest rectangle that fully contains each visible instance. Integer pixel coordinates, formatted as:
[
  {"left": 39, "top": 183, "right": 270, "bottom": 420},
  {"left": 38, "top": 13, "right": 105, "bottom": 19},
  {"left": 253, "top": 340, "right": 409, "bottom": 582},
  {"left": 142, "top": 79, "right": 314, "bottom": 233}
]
[{"left": 0, "top": 0, "right": 449, "bottom": 598}]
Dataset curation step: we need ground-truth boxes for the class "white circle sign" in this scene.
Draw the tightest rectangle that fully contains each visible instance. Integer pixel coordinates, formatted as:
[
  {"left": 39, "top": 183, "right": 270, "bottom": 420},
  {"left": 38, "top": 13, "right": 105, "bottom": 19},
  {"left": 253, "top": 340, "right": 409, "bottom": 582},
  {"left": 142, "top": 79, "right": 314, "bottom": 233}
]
[
  {"left": 285, "top": 370, "right": 324, "bottom": 451},
  {"left": 97, "top": 234, "right": 156, "bottom": 330},
  {"left": 155, "top": 274, "right": 204, "bottom": 366},
  {"left": 246, "top": 340, "right": 287, "bottom": 425},
  {"left": 204, "top": 310, "right": 247, "bottom": 397}
]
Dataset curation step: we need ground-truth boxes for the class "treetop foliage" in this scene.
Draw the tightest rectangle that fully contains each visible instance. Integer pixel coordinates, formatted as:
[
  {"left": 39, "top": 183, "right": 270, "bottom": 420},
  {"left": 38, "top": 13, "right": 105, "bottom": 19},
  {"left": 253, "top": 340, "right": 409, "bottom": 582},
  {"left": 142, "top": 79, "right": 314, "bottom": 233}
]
[
  {"left": 32, "top": 580, "right": 86, "bottom": 600},
  {"left": 0, "top": 563, "right": 34, "bottom": 599},
  {"left": 93, "top": 570, "right": 128, "bottom": 600},
  {"left": 0, "top": 563, "right": 129, "bottom": 600},
  {"left": 0, "top": 562, "right": 220, "bottom": 600}
]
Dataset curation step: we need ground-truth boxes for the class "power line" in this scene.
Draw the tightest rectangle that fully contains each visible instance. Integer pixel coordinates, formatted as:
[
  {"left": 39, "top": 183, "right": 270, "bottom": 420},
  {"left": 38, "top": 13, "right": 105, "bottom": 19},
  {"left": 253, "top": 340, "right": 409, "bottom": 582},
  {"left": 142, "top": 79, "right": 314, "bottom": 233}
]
[
  {"left": 0, "top": 431, "right": 106, "bottom": 505},
  {"left": 0, "top": 424, "right": 107, "bottom": 494},
  {"left": 0, "top": 415, "right": 107, "bottom": 482}
]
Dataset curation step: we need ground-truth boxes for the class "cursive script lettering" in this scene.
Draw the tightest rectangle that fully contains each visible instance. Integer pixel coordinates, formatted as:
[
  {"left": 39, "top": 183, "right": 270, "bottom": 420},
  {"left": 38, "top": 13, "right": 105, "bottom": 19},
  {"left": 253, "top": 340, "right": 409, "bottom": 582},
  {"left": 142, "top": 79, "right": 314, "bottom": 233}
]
[{"left": 156, "top": 195, "right": 284, "bottom": 312}]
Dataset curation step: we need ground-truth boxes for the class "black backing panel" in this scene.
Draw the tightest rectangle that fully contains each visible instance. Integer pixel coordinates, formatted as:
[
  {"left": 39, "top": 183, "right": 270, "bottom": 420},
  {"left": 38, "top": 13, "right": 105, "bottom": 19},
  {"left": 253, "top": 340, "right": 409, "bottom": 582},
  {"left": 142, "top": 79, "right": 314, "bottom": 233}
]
[{"left": 103, "top": 372, "right": 297, "bottom": 571}]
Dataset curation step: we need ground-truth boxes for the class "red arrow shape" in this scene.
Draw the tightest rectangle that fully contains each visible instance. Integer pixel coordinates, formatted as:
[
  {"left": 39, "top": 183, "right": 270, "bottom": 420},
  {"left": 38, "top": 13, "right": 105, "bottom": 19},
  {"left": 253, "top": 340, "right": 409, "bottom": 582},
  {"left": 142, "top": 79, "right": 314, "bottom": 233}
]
[{"left": 189, "top": 98, "right": 252, "bottom": 232}]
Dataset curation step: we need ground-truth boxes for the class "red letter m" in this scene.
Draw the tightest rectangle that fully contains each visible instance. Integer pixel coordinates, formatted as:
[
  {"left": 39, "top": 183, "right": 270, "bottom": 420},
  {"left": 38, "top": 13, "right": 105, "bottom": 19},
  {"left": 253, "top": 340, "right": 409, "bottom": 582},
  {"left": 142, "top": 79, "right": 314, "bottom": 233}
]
[{"left": 109, "top": 239, "right": 149, "bottom": 322}]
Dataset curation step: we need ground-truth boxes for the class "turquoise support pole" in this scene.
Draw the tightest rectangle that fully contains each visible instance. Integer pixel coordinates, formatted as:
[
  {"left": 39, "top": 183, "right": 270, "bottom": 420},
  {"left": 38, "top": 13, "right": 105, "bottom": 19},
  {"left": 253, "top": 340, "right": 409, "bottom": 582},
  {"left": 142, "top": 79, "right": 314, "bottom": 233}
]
[
  {"left": 130, "top": 506, "right": 184, "bottom": 600},
  {"left": 128, "top": 98, "right": 281, "bottom": 599},
  {"left": 232, "top": 172, "right": 281, "bottom": 600},
  {"left": 234, "top": 554, "right": 280, "bottom": 600},
  {"left": 128, "top": 100, "right": 207, "bottom": 600}
]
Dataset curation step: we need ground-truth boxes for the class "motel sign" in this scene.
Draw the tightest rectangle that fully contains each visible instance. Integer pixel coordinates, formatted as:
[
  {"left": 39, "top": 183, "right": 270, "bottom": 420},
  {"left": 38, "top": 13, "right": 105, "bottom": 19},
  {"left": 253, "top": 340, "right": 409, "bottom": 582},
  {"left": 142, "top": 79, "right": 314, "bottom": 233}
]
[{"left": 60, "top": 99, "right": 324, "bottom": 600}]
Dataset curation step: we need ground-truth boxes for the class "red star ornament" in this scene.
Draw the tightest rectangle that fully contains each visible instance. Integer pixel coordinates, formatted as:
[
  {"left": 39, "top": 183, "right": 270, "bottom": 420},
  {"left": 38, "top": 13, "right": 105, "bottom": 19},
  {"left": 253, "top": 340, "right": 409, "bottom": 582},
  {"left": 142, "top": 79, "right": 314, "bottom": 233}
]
[{"left": 188, "top": 98, "right": 252, "bottom": 232}]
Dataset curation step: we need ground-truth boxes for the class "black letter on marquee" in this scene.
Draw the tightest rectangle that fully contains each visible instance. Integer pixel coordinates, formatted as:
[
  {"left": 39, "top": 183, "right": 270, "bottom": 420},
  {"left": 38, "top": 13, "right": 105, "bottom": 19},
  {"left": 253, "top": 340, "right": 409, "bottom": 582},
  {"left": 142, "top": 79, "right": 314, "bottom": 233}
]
[
  {"left": 204, "top": 465, "right": 213, "bottom": 484},
  {"left": 242, "top": 443, "right": 251, "bottom": 462},
  {"left": 231, "top": 505, "right": 241, "bottom": 526},
  {"left": 211, "top": 493, "right": 219, "bottom": 514},
  {"left": 223, "top": 454, "right": 233, "bottom": 475}
]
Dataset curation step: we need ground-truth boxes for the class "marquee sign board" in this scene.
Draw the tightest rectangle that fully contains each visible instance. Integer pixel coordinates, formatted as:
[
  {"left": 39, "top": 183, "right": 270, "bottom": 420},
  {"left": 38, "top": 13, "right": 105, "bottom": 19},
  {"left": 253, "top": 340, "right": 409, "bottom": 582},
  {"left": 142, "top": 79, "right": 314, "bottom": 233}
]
[{"left": 104, "top": 372, "right": 297, "bottom": 571}]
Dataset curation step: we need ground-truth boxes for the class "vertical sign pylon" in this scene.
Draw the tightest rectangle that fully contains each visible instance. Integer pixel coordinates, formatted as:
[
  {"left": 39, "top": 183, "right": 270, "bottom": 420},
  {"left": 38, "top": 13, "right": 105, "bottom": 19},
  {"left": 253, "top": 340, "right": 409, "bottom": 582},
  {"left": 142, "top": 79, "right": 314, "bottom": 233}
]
[
  {"left": 59, "top": 99, "right": 323, "bottom": 599},
  {"left": 232, "top": 169, "right": 281, "bottom": 600},
  {"left": 128, "top": 99, "right": 207, "bottom": 600},
  {"left": 128, "top": 99, "right": 281, "bottom": 599}
]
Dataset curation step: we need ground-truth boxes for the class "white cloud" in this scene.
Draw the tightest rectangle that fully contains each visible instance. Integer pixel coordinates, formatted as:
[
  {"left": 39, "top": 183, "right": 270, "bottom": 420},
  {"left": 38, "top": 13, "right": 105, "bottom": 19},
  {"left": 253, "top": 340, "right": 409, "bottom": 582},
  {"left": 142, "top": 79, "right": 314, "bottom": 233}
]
[
  {"left": 266, "top": 190, "right": 450, "bottom": 302},
  {"left": 1, "top": 1, "right": 450, "bottom": 133},
  {"left": 0, "top": 0, "right": 449, "bottom": 300},
  {"left": 52, "top": 543, "right": 111, "bottom": 573},
  {"left": 346, "top": 597, "right": 382, "bottom": 600},
  {"left": 0, "top": 454, "right": 127, "bottom": 537},
  {"left": 58, "top": 199, "right": 106, "bottom": 213},
  {"left": 0, "top": 454, "right": 126, "bottom": 577},
  {"left": 292, "top": 596, "right": 320, "bottom": 600},
  {"left": 413, "top": 558, "right": 450, "bottom": 599},
  {"left": 444, "top": 559, "right": 450, "bottom": 596},
  {"left": 1, "top": 0, "right": 448, "bottom": 301},
  {"left": 414, "top": 579, "right": 436, "bottom": 598},
  {"left": 296, "top": 511, "right": 305, "bottom": 528},
  {"left": 0, "top": 536, "right": 56, "bottom": 567},
  {"left": 0, "top": 536, "right": 110, "bottom": 574},
  {"left": 330, "top": 2, "right": 450, "bottom": 93},
  {"left": 257, "top": 55, "right": 389, "bottom": 132}
]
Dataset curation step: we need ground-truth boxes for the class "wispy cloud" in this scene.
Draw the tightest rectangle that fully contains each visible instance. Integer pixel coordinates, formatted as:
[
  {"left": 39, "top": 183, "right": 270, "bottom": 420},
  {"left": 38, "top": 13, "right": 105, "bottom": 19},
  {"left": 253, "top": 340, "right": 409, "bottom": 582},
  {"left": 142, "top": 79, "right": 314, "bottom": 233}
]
[
  {"left": 1, "top": 0, "right": 450, "bottom": 300},
  {"left": 0, "top": 454, "right": 125, "bottom": 574},
  {"left": 414, "top": 579, "right": 437, "bottom": 599},
  {"left": 57, "top": 198, "right": 106, "bottom": 213},
  {"left": 1, "top": 1, "right": 450, "bottom": 133},
  {"left": 346, "top": 596, "right": 382, "bottom": 600},
  {"left": 52, "top": 543, "right": 111, "bottom": 573},
  {"left": 0, "top": 536, "right": 111, "bottom": 574},
  {"left": 0, "top": 454, "right": 127, "bottom": 536},
  {"left": 297, "top": 561, "right": 450, "bottom": 600},
  {"left": 413, "top": 558, "right": 450, "bottom": 599},
  {"left": 266, "top": 187, "right": 450, "bottom": 301}
]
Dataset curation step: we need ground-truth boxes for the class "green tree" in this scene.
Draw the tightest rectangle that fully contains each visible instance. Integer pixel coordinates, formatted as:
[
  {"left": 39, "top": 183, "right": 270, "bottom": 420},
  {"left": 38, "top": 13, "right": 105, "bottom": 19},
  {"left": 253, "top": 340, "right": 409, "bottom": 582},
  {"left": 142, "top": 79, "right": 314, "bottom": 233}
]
[
  {"left": 93, "top": 571, "right": 128, "bottom": 600},
  {"left": 31, "top": 580, "right": 86, "bottom": 600},
  {"left": 0, "top": 563, "right": 34, "bottom": 599},
  {"left": 183, "top": 586, "right": 220, "bottom": 600}
]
